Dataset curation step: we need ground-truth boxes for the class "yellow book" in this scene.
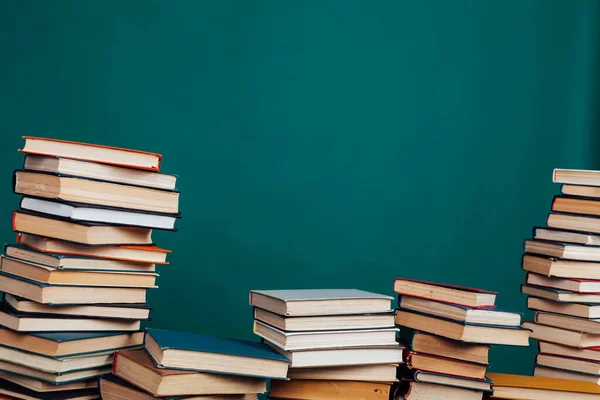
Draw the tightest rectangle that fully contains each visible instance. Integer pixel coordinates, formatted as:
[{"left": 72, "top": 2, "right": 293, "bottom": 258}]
[{"left": 488, "top": 373, "right": 600, "bottom": 399}]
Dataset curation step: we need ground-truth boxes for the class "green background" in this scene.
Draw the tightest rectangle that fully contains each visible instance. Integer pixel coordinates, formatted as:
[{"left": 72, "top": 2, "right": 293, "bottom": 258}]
[{"left": 2, "top": 1, "right": 600, "bottom": 374}]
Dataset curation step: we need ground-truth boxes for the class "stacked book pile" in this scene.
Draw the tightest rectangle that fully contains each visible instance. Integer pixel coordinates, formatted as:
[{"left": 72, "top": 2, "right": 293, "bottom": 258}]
[
  {"left": 0, "top": 136, "right": 179, "bottom": 399},
  {"left": 393, "top": 279, "right": 530, "bottom": 400},
  {"left": 520, "top": 168, "right": 600, "bottom": 384},
  {"left": 100, "top": 328, "right": 290, "bottom": 399},
  {"left": 249, "top": 289, "right": 405, "bottom": 400}
]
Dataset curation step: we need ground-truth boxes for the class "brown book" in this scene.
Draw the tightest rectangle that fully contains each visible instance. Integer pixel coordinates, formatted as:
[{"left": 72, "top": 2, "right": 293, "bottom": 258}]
[
  {"left": 0, "top": 360, "right": 110, "bottom": 384},
  {"left": 269, "top": 379, "right": 391, "bottom": 400},
  {"left": 287, "top": 364, "right": 398, "bottom": 383},
  {"left": 539, "top": 341, "right": 600, "bottom": 362},
  {"left": 535, "top": 366, "right": 600, "bottom": 385},
  {"left": 553, "top": 196, "right": 600, "bottom": 217},
  {"left": 528, "top": 297, "right": 600, "bottom": 319},
  {"left": 535, "top": 312, "right": 600, "bottom": 334},
  {"left": 114, "top": 350, "right": 266, "bottom": 396},
  {"left": 525, "top": 239, "right": 600, "bottom": 261},
  {"left": 488, "top": 372, "right": 600, "bottom": 399},
  {"left": 526, "top": 273, "right": 600, "bottom": 293},
  {"left": 534, "top": 227, "right": 600, "bottom": 246},
  {"left": 407, "top": 331, "right": 489, "bottom": 364},
  {"left": 0, "top": 370, "right": 98, "bottom": 392},
  {"left": 537, "top": 354, "right": 600, "bottom": 375},
  {"left": 548, "top": 212, "right": 600, "bottom": 234},
  {"left": 522, "top": 284, "right": 600, "bottom": 303},
  {"left": 253, "top": 308, "right": 395, "bottom": 331},
  {"left": 522, "top": 254, "right": 600, "bottom": 279},
  {"left": 523, "top": 321, "right": 600, "bottom": 348},
  {"left": 407, "top": 353, "right": 486, "bottom": 379}
]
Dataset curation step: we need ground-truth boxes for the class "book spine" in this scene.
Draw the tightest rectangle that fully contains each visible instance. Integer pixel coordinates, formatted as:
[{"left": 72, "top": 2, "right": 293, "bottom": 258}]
[
  {"left": 11, "top": 212, "right": 17, "bottom": 232},
  {"left": 113, "top": 351, "right": 119, "bottom": 375}
]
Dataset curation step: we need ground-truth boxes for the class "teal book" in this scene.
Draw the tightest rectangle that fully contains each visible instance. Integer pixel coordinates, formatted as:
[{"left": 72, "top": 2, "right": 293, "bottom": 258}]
[{"left": 145, "top": 328, "right": 290, "bottom": 379}]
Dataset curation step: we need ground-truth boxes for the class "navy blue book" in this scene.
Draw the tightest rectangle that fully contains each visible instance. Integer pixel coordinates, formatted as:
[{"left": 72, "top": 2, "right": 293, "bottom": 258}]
[
  {"left": 0, "top": 377, "right": 98, "bottom": 399},
  {"left": 398, "top": 366, "right": 493, "bottom": 392},
  {"left": 145, "top": 328, "right": 290, "bottom": 379}
]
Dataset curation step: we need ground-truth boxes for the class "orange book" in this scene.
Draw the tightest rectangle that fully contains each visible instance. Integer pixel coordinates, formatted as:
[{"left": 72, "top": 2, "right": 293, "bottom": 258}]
[
  {"left": 488, "top": 372, "right": 600, "bottom": 397},
  {"left": 20, "top": 136, "right": 162, "bottom": 171}
]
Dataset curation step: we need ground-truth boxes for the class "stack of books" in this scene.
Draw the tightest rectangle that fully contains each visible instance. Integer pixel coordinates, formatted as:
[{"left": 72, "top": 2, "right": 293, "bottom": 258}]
[
  {"left": 393, "top": 279, "right": 530, "bottom": 400},
  {"left": 100, "top": 328, "right": 290, "bottom": 399},
  {"left": 521, "top": 168, "right": 600, "bottom": 384},
  {"left": 0, "top": 136, "right": 180, "bottom": 399},
  {"left": 248, "top": 289, "right": 405, "bottom": 400}
]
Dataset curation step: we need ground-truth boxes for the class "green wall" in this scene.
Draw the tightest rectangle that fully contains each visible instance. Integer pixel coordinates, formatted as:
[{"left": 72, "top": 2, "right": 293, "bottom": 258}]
[{"left": 2, "top": 1, "right": 600, "bottom": 374}]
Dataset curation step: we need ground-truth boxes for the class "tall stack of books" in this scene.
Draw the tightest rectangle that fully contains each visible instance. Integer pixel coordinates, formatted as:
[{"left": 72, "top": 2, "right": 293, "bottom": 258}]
[
  {"left": 393, "top": 279, "right": 530, "bottom": 400},
  {"left": 248, "top": 289, "right": 404, "bottom": 400},
  {"left": 521, "top": 168, "right": 600, "bottom": 384},
  {"left": 100, "top": 328, "right": 290, "bottom": 399},
  {"left": 0, "top": 136, "right": 180, "bottom": 399}
]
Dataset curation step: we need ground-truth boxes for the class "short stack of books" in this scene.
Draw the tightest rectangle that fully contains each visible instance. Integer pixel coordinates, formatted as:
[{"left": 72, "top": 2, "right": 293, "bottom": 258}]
[
  {"left": 520, "top": 168, "right": 600, "bottom": 384},
  {"left": 0, "top": 136, "right": 180, "bottom": 399},
  {"left": 393, "top": 279, "right": 530, "bottom": 400},
  {"left": 100, "top": 328, "right": 289, "bottom": 399},
  {"left": 248, "top": 289, "right": 404, "bottom": 400}
]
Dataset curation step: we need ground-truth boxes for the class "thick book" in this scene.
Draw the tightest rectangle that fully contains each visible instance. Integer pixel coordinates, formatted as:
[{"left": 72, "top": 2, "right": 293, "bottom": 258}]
[
  {"left": 522, "top": 284, "right": 600, "bottom": 303},
  {"left": 144, "top": 328, "right": 289, "bottom": 379},
  {"left": 392, "top": 380, "right": 484, "bottom": 400},
  {"left": 525, "top": 239, "right": 600, "bottom": 261},
  {"left": 0, "top": 345, "right": 114, "bottom": 374},
  {"left": 537, "top": 353, "right": 600, "bottom": 376},
  {"left": 548, "top": 212, "right": 600, "bottom": 234},
  {"left": 17, "top": 233, "right": 170, "bottom": 264},
  {"left": 562, "top": 184, "right": 600, "bottom": 199},
  {"left": 535, "top": 366, "right": 600, "bottom": 385},
  {"left": 401, "top": 330, "right": 489, "bottom": 364},
  {"left": 0, "top": 359, "right": 110, "bottom": 384},
  {"left": 553, "top": 196, "right": 600, "bottom": 218},
  {"left": 287, "top": 364, "right": 398, "bottom": 383},
  {"left": 407, "top": 370, "right": 492, "bottom": 392},
  {"left": 0, "top": 271, "right": 147, "bottom": 304},
  {"left": 526, "top": 272, "right": 600, "bottom": 293},
  {"left": 254, "top": 321, "right": 398, "bottom": 351},
  {"left": 20, "top": 136, "right": 163, "bottom": 171},
  {"left": 5, "top": 294, "right": 151, "bottom": 320},
  {"left": 0, "top": 370, "right": 98, "bottom": 392},
  {"left": 0, "top": 302, "right": 141, "bottom": 332},
  {"left": 0, "top": 256, "right": 158, "bottom": 288},
  {"left": 114, "top": 350, "right": 266, "bottom": 396},
  {"left": 398, "top": 296, "right": 521, "bottom": 326},
  {"left": 535, "top": 312, "right": 600, "bottom": 334},
  {"left": 20, "top": 197, "right": 180, "bottom": 230},
  {"left": 522, "top": 254, "right": 600, "bottom": 279},
  {"left": 406, "top": 352, "right": 486, "bottom": 379},
  {"left": 523, "top": 321, "right": 600, "bottom": 347},
  {"left": 488, "top": 372, "right": 600, "bottom": 398},
  {"left": 528, "top": 297, "right": 600, "bottom": 319},
  {"left": 14, "top": 170, "right": 179, "bottom": 214},
  {"left": 0, "top": 328, "right": 144, "bottom": 357},
  {"left": 253, "top": 308, "right": 395, "bottom": 332},
  {"left": 269, "top": 379, "right": 391, "bottom": 400},
  {"left": 100, "top": 374, "right": 259, "bottom": 400},
  {"left": 554, "top": 169, "right": 600, "bottom": 186},
  {"left": 534, "top": 226, "right": 600, "bottom": 246},
  {"left": 539, "top": 341, "right": 600, "bottom": 362},
  {"left": 12, "top": 210, "right": 153, "bottom": 246},
  {"left": 0, "top": 377, "right": 98, "bottom": 400},
  {"left": 393, "top": 279, "right": 496, "bottom": 308},
  {"left": 395, "top": 310, "right": 530, "bottom": 346},
  {"left": 24, "top": 154, "right": 177, "bottom": 190},
  {"left": 249, "top": 289, "right": 392, "bottom": 316}
]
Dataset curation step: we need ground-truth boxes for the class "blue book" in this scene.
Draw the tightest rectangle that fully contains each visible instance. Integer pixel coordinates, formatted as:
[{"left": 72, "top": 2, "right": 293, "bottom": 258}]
[{"left": 145, "top": 328, "right": 290, "bottom": 379}]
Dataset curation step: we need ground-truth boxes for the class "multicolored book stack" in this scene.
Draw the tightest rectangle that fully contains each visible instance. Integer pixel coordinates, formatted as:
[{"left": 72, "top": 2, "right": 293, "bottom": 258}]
[
  {"left": 393, "top": 279, "right": 530, "bottom": 400},
  {"left": 520, "top": 168, "right": 600, "bottom": 384},
  {"left": 0, "top": 136, "right": 179, "bottom": 399},
  {"left": 248, "top": 289, "right": 404, "bottom": 400},
  {"left": 100, "top": 328, "right": 289, "bottom": 399}
]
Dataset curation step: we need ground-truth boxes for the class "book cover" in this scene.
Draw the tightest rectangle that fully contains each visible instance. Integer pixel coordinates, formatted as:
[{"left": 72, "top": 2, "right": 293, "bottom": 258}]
[
  {"left": 0, "top": 376, "right": 98, "bottom": 399},
  {"left": 394, "top": 279, "right": 498, "bottom": 295},
  {"left": 409, "top": 370, "right": 493, "bottom": 392},
  {"left": 250, "top": 289, "right": 393, "bottom": 302},
  {"left": 487, "top": 372, "right": 600, "bottom": 393},
  {"left": 397, "top": 308, "right": 530, "bottom": 330}
]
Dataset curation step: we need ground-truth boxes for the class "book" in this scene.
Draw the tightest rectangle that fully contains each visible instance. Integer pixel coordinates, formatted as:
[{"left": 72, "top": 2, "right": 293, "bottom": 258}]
[
  {"left": 488, "top": 372, "right": 600, "bottom": 399},
  {"left": 392, "top": 380, "right": 483, "bottom": 400},
  {"left": 5, "top": 294, "right": 151, "bottom": 320},
  {"left": 548, "top": 213, "right": 600, "bottom": 234},
  {"left": 0, "top": 302, "right": 141, "bottom": 332},
  {"left": 144, "top": 328, "right": 290, "bottom": 379},
  {"left": 24, "top": 155, "right": 176, "bottom": 190},
  {"left": 554, "top": 169, "right": 600, "bottom": 186},
  {"left": 5, "top": 243, "right": 157, "bottom": 272},
  {"left": 535, "top": 366, "right": 600, "bottom": 384},
  {"left": 398, "top": 296, "right": 521, "bottom": 326},
  {"left": 395, "top": 310, "right": 530, "bottom": 345},
  {"left": 269, "top": 379, "right": 391, "bottom": 400},
  {"left": 114, "top": 350, "right": 266, "bottom": 396},
  {"left": 525, "top": 239, "right": 600, "bottom": 261},
  {"left": 526, "top": 273, "right": 600, "bottom": 293},
  {"left": 253, "top": 308, "right": 395, "bottom": 331},
  {"left": 265, "top": 343, "right": 404, "bottom": 368},
  {"left": 12, "top": 211, "right": 153, "bottom": 245},
  {"left": 249, "top": 289, "right": 392, "bottom": 316},
  {"left": 393, "top": 279, "right": 496, "bottom": 308},
  {"left": 0, "top": 359, "right": 110, "bottom": 384},
  {"left": 0, "top": 345, "right": 114, "bottom": 374},
  {"left": 522, "top": 254, "right": 600, "bottom": 279},
  {"left": 287, "top": 364, "right": 398, "bottom": 383},
  {"left": 563, "top": 184, "right": 600, "bottom": 199},
  {"left": 528, "top": 297, "right": 600, "bottom": 318},
  {"left": 0, "top": 377, "right": 98, "bottom": 400},
  {"left": 0, "top": 271, "right": 147, "bottom": 304},
  {"left": 406, "top": 353, "right": 486, "bottom": 379},
  {"left": 100, "top": 375, "right": 259, "bottom": 400},
  {"left": 408, "top": 370, "right": 492, "bottom": 392},
  {"left": 0, "top": 370, "right": 98, "bottom": 392},
  {"left": 0, "top": 256, "right": 158, "bottom": 288},
  {"left": 17, "top": 233, "right": 169, "bottom": 264},
  {"left": 14, "top": 170, "right": 179, "bottom": 214},
  {"left": 402, "top": 331, "right": 489, "bottom": 364},
  {"left": 0, "top": 329, "right": 144, "bottom": 357},
  {"left": 253, "top": 321, "right": 398, "bottom": 351},
  {"left": 534, "top": 227, "right": 600, "bottom": 246},
  {"left": 537, "top": 353, "right": 600, "bottom": 375},
  {"left": 21, "top": 197, "right": 179, "bottom": 230},
  {"left": 20, "top": 136, "right": 162, "bottom": 171},
  {"left": 522, "top": 284, "right": 600, "bottom": 303},
  {"left": 535, "top": 312, "right": 600, "bottom": 334},
  {"left": 523, "top": 321, "right": 600, "bottom": 347},
  {"left": 540, "top": 341, "right": 600, "bottom": 362},
  {"left": 553, "top": 196, "right": 600, "bottom": 217}
]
